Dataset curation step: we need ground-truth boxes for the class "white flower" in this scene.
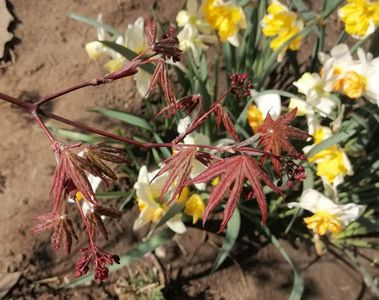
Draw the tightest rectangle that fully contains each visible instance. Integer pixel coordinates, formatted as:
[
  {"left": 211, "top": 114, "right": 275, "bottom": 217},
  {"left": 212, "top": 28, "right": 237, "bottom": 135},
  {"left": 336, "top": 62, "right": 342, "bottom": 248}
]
[
  {"left": 319, "top": 44, "right": 379, "bottom": 106},
  {"left": 67, "top": 173, "right": 102, "bottom": 216},
  {"left": 288, "top": 188, "right": 365, "bottom": 235},
  {"left": 133, "top": 166, "right": 186, "bottom": 234},
  {"left": 246, "top": 91, "right": 281, "bottom": 132},
  {"left": 85, "top": 16, "right": 151, "bottom": 97},
  {"left": 176, "top": 0, "right": 215, "bottom": 64},
  {"left": 177, "top": 117, "right": 210, "bottom": 190}
]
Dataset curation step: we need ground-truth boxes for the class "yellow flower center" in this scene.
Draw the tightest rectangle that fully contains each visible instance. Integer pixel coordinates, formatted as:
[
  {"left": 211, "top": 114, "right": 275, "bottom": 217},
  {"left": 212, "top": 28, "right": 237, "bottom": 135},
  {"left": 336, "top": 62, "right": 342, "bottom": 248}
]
[
  {"left": 261, "top": 1, "right": 303, "bottom": 52},
  {"left": 341, "top": 71, "right": 367, "bottom": 99},
  {"left": 308, "top": 128, "right": 350, "bottom": 184},
  {"left": 246, "top": 104, "right": 264, "bottom": 132},
  {"left": 203, "top": 0, "right": 246, "bottom": 41},
  {"left": 184, "top": 194, "right": 205, "bottom": 224},
  {"left": 339, "top": 0, "right": 379, "bottom": 37},
  {"left": 137, "top": 197, "right": 165, "bottom": 223},
  {"left": 304, "top": 211, "right": 342, "bottom": 235},
  {"left": 75, "top": 191, "right": 83, "bottom": 201},
  {"left": 309, "top": 146, "right": 349, "bottom": 184}
]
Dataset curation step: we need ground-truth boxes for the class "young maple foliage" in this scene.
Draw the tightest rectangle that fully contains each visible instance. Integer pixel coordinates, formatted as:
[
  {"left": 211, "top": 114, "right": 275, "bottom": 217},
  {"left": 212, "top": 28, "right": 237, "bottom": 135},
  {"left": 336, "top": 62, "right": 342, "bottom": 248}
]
[
  {"left": 188, "top": 154, "right": 283, "bottom": 232},
  {"left": 257, "top": 108, "right": 310, "bottom": 175},
  {"left": 155, "top": 147, "right": 197, "bottom": 203}
]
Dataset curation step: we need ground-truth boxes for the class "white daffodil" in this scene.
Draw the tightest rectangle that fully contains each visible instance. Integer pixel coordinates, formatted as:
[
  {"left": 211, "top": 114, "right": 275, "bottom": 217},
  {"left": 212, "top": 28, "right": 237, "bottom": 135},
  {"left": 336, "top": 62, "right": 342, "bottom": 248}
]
[
  {"left": 85, "top": 16, "right": 151, "bottom": 97},
  {"left": 85, "top": 14, "right": 125, "bottom": 69},
  {"left": 288, "top": 188, "right": 365, "bottom": 236},
  {"left": 68, "top": 173, "right": 102, "bottom": 217},
  {"left": 177, "top": 25, "right": 216, "bottom": 65},
  {"left": 246, "top": 91, "right": 281, "bottom": 132},
  {"left": 176, "top": 0, "right": 210, "bottom": 32},
  {"left": 176, "top": 1, "right": 216, "bottom": 64},
  {"left": 292, "top": 72, "right": 336, "bottom": 115},
  {"left": 319, "top": 44, "right": 379, "bottom": 106},
  {"left": 177, "top": 117, "right": 210, "bottom": 190},
  {"left": 133, "top": 166, "right": 186, "bottom": 234},
  {"left": 303, "top": 126, "right": 353, "bottom": 188}
]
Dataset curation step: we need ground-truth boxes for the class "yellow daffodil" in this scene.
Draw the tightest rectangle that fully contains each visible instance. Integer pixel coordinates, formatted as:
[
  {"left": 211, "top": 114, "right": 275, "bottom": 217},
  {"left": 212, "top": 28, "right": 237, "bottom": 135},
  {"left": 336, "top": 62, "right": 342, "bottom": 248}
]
[
  {"left": 85, "top": 17, "right": 151, "bottom": 97},
  {"left": 319, "top": 44, "right": 379, "bottom": 106},
  {"left": 304, "top": 126, "right": 353, "bottom": 187},
  {"left": 184, "top": 194, "right": 205, "bottom": 224},
  {"left": 247, "top": 91, "right": 281, "bottom": 132},
  {"left": 261, "top": 0, "right": 304, "bottom": 61},
  {"left": 288, "top": 188, "right": 365, "bottom": 236},
  {"left": 203, "top": 0, "right": 246, "bottom": 46},
  {"left": 338, "top": 0, "right": 379, "bottom": 39}
]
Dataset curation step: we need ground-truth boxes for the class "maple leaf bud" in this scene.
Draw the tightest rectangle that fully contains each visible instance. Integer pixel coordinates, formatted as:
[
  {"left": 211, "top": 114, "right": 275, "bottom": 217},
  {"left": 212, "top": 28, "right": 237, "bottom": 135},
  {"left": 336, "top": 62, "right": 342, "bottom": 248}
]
[
  {"left": 152, "top": 26, "right": 182, "bottom": 62},
  {"left": 229, "top": 73, "right": 253, "bottom": 99}
]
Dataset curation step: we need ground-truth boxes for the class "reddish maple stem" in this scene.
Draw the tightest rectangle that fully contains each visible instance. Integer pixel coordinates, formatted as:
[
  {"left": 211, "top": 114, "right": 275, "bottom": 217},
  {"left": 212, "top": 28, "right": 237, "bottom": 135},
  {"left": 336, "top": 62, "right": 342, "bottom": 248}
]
[
  {"left": 75, "top": 200, "right": 96, "bottom": 248},
  {"left": 36, "top": 80, "right": 96, "bottom": 108},
  {"left": 0, "top": 92, "right": 33, "bottom": 112},
  {"left": 173, "top": 88, "right": 231, "bottom": 144},
  {"left": 34, "top": 114, "right": 56, "bottom": 143}
]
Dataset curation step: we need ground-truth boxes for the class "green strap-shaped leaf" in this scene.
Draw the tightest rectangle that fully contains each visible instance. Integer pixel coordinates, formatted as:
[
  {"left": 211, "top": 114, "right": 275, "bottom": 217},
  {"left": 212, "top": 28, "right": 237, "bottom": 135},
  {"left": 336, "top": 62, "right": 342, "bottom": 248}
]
[
  {"left": 211, "top": 208, "right": 241, "bottom": 273},
  {"left": 261, "top": 224, "right": 304, "bottom": 300},
  {"left": 100, "top": 41, "right": 155, "bottom": 75},
  {"left": 68, "top": 13, "right": 122, "bottom": 37},
  {"left": 306, "top": 130, "right": 355, "bottom": 158},
  {"left": 63, "top": 228, "right": 175, "bottom": 288},
  {"left": 94, "top": 108, "right": 153, "bottom": 132}
]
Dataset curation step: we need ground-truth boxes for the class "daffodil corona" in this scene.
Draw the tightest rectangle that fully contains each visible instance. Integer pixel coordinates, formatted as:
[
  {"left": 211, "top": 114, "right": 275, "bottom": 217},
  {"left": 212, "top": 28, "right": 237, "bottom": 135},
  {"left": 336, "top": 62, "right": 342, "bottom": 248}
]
[{"left": 339, "top": 0, "right": 379, "bottom": 39}]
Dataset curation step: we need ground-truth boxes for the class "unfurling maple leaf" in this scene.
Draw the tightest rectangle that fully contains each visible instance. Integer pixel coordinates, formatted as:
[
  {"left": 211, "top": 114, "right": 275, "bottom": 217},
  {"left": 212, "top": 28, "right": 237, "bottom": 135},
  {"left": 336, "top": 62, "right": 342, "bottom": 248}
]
[
  {"left": 257, "top": 108, "right": 310, "bottom": 175},
  {"left": 214, "top": 104, "right": 239, "bottom": 141},
  {"left": 154, "top": 147, "right": 197, "bottom": 203},
  {"left": 188, "top": 154, "right": 283, "bottom": 231},
  {"left": 30, "top": 212, "right": 78, "bottom": 254},
  {"left": 145, "top": 60, "right": 176, "bottom": 107}
]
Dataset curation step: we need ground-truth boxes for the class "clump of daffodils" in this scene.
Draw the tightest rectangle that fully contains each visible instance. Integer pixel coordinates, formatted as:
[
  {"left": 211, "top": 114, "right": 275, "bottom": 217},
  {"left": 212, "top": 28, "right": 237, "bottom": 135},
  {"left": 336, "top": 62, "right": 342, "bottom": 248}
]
[
  {"left": 338, "top": 0, "right": 379, "bottom": 39},
  {"left": 261, "top": 0, "right": 304, "bottom": 61},
  {"left": 288, "top": 188, "right": 365, "bottom": 236}
]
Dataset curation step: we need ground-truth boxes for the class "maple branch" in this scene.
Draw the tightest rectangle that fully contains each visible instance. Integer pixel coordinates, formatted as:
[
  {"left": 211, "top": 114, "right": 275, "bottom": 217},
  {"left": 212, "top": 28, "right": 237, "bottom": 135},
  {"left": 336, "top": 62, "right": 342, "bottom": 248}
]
[
  {"left": 34, "top": 113, "right": 56, "bottom": 143},
  {"left": 0, "top": 92, "right": 33, "bottom": 112}
]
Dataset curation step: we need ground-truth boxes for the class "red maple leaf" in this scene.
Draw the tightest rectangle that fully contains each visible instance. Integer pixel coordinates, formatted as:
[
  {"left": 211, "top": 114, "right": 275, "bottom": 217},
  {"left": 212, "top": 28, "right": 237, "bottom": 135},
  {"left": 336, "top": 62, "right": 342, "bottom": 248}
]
[
  {"left": 188, "top": 154, "right": 283, "bottom": 231},
  {"left": 154, "top": 147, "right": 197, "bottom": 203},
  {"left": 214, "top": 104, "right": 239, "bottom": 142},
  {"left": 257, "top": 108, "right": 310, "bottom": 175}
]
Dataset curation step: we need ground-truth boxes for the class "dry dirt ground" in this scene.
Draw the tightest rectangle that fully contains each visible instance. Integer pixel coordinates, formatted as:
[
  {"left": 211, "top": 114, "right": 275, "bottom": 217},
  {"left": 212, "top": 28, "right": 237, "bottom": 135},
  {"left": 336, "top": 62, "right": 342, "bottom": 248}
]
[{"left": 0, "top": 0, "right": 377, "bottom": 299}]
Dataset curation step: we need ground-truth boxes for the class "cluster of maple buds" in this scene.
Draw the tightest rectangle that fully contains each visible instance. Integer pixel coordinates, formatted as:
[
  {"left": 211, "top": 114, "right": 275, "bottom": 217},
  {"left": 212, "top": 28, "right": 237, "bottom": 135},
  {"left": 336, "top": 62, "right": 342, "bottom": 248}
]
[{"left": 0, "top": 18, "right": 310, "bottom": 281}]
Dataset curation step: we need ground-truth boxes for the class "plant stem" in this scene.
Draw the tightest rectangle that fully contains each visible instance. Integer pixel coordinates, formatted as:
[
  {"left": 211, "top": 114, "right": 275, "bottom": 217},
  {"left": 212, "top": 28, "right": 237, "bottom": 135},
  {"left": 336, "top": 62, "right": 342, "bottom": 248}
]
[
  {"left": 0, "top": 92, "right": 33, "bottom": 111},
  {"left": 34, "top": 114, "right": 56, "bottom": 143},
  {"left": 36, "top": 80, "right": 96, "bottom": 108}
]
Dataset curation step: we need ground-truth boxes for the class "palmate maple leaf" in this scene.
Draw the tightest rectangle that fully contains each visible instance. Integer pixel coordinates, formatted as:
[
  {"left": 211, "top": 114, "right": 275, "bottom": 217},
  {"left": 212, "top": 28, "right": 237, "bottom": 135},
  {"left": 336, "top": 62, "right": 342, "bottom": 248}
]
[
  {"left": 257, "top": 108, "right": 310, "bottom": 175},
  {"left": 188, "top": 154, "right": 283, "bottom": 231}
]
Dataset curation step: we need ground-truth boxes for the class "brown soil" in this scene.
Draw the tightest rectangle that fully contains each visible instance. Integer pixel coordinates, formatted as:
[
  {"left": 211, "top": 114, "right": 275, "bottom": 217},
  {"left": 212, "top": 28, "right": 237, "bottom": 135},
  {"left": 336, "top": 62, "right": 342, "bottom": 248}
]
[{"left": 0, "top": 0, "right": 377, "bottom": 299}]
